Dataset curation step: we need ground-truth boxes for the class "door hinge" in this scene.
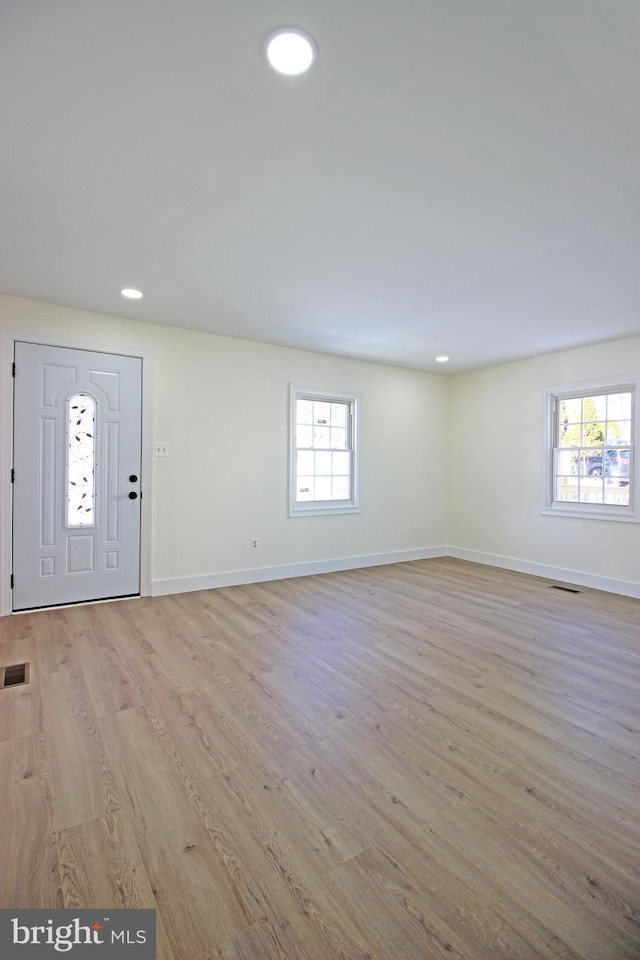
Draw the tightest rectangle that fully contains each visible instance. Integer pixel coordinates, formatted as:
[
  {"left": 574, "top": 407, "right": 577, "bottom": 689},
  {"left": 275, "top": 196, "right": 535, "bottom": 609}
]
[
  {"left": 12, "top": 362, "right": 16, "bottom": 377},
  {"left": 11, "top": 468, "right": 15, "bottom": 483},
  {"left": 10, "top": 574, "right": 14, "bottom": 589}
]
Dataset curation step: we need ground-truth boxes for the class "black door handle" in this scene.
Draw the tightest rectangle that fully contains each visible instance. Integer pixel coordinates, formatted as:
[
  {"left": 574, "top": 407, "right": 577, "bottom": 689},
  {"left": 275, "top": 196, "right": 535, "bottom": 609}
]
[{"left": 128, "top": 491, "right": 138, "bottom": 499}]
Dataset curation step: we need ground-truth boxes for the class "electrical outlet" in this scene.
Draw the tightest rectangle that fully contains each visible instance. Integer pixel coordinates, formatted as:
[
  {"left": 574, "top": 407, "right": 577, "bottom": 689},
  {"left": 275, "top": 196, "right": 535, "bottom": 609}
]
[
  {"left": 154, "top": 442, "right": 169, "bottom": 457},
  {"left": 250, "top": 537, "right": 259, "bottom": 551}
]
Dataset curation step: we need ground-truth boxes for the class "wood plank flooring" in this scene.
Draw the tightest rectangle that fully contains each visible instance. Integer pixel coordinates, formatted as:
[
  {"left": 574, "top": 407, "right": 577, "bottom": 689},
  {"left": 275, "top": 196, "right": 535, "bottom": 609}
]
[{"left": 0, "top": 557, "right": 638, "bottom": 959}]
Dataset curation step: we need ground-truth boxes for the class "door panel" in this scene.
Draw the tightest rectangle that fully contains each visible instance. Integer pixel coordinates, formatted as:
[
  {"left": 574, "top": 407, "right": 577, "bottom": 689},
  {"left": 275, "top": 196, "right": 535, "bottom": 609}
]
[{"left": 12, "top": 342, "right": 142, "bottom": 610}]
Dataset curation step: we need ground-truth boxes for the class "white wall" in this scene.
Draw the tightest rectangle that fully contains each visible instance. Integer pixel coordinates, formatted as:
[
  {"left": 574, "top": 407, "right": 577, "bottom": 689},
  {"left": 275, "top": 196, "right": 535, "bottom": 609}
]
[
  {"left": 0, "top": 295, "right": 449, "bottom": 596},
  {"left": 3, "top": 294, "right": 639, "bottom": 600},
  {"left": 449, "top": 336, "right": 640, "bottom": 594}
]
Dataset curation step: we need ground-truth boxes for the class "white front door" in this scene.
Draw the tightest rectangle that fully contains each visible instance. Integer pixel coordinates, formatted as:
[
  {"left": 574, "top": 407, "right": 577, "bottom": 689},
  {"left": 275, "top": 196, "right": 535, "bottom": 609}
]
[{"left": 12, "top": 342, "right": 142, "bottom": 610}]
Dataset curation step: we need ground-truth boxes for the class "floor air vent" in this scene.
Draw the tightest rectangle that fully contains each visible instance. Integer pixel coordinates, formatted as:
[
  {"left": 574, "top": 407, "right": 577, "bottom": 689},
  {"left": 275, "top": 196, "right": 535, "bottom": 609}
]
[
  {"left": 550, "top": 585, "right": 582, "bottom": 595},
  {"left": 1, "top": 663, "right": 30, "bottom": 687}
]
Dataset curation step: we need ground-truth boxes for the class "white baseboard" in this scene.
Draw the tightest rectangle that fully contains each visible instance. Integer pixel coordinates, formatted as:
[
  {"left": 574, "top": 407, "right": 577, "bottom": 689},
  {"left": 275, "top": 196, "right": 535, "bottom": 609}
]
[
  {"left": 151, "top": 546, "right": 448, "bottom": 597},
  {"left": 152, "top": 544, "right": 640, "bottom": 600},
  {"left": 448, "top": 546, "right": 640, "bottom": 599}
]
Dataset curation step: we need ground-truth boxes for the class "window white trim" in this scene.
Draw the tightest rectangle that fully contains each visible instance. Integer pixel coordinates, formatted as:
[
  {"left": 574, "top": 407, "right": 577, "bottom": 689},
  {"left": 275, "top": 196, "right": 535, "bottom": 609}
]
[
  {"left": 289, "top": 384, "right": 360, "bottom": 517},
  {"left": 542, "top": 373, "right": 639, "bottom": 522}
]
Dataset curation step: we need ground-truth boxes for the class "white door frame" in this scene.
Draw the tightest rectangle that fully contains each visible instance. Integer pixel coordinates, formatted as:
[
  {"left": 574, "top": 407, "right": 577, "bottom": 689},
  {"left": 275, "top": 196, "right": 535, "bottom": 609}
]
[{"left": 0, "top": 328, "right": 154, "bottom": 616}]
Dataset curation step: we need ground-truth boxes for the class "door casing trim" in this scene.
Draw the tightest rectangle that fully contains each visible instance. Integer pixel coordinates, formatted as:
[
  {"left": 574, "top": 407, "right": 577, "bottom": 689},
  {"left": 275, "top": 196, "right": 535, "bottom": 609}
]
[{"left": 1, "top": 329, "right": 154, "bottom": 616}]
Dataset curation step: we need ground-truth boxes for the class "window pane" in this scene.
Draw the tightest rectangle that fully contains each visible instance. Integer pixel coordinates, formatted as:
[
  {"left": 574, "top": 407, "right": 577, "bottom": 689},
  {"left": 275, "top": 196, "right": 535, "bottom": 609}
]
[
  {"left": 614, "top": 421, "right": 632, "bottom": 444},
  {"left": 604, "top": 486, "right": 630, "bottom": 506},
  {"left": 577, "top": 478, "right": 605, "bottom": 503},
  {"left": 562, "top": 397, "right": 582, "bottom": 422},
  {"left": 590, "top": 423, "right": 606, "bottom": 445},
  {"left": 313, "top": 426, "right": 330, "bottom": 446},
  {"left": 296, "top": 478, "right": 314, "bottom": 500},
  {"left": 555, "top": 449, "right": 576, "bottom": 478},
  {"left": 297, "top": 399, "right": 314, "bottom": 424},
  {"left": 608, "top": 448, "right": 631, "bottom": 493},
  {"left": 554, "top": 449, "right": 579, "bottom": 502},
  {"left": 315, "top": 451, "right": 332, "bottom": 475},
  {"left": 332, "top": 451, "right": 351, "bottom": 475},
  {"left": 296, "top": 425, "right": 313, "bottom": 448},
  {"left": 329, "top": 427, "right": 346, "bottom": 449},
  {"left": 331, "top": 476, "right": 350, "bottom": 499},
  {"left": 314, "top": 402, "right": 331, "bottom": 426},
  {"left": 581, "top": 396, "right": 599, "bottom": 420},
  {"left": 315, "top": 477, "right": 332, "bottom": 500},
  {"left": 297, "top": 450, "right": 314, "bottom": 475},
  {"left": 67, "top": 393, "right": 95, "bottom": 526},
  {"left": 330, "top": 403, "right": 347, "bottom": 428},
  {"left": 559, "top": 400, "right": 581, "bottom": 446},
  {"left": 581, "top": 398, "right": 605, "bottom": 442},
  {"left": 576, "top": 456, "right": 590, "bottom": 479},
  {"left": 607, "top": 392, "right": 632, "bottom": 420}
]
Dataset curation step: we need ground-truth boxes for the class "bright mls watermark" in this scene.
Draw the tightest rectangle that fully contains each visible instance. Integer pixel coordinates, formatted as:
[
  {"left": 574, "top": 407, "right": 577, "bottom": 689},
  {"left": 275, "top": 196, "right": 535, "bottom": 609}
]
[{"left": 0, "top": 910, "right": 156, "bottom": 958}]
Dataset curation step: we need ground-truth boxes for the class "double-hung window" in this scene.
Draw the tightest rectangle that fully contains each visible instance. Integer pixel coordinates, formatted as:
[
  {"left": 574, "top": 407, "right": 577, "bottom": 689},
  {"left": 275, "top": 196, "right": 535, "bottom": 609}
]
[
  {"left": 543, "top": 375, "right": 638, "bottom": 521},
  {"left": 289, "top": 386, "right": 359, "bottom": 516}
]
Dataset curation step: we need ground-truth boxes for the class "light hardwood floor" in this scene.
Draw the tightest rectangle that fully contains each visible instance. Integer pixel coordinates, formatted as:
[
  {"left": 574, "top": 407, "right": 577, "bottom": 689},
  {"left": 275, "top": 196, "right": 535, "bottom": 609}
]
[{"left": 0, "top": 558, "right": 638, "bottom": 959}]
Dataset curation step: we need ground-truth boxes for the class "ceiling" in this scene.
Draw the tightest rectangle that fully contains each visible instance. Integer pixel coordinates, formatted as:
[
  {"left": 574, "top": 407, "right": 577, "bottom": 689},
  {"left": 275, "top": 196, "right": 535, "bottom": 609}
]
[{"left": 1, "top": 0, "right": 639, "bottom": 373}]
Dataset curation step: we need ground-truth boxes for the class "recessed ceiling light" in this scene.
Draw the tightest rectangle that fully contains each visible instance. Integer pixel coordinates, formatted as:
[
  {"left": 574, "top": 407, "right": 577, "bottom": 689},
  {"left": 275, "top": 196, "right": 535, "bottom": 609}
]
[
  {"left": 264, "top": 28, "right": 318, "bottom": 75},
  {"left": 121, "top": 288, "right": 143, "bottom": 299},
  {"left": 435, "top": 356, "right": 450, "bottom": 363}
]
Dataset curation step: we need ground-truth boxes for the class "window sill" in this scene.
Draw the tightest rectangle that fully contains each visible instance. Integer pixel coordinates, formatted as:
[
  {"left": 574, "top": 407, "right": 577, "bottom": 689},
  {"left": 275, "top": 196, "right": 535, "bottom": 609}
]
[
  {"left": 289, "top": 502, "right": 361, "bottom": 518},
  {"left": 542, "top": 503, "right": 638, "bottom": 523}
]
